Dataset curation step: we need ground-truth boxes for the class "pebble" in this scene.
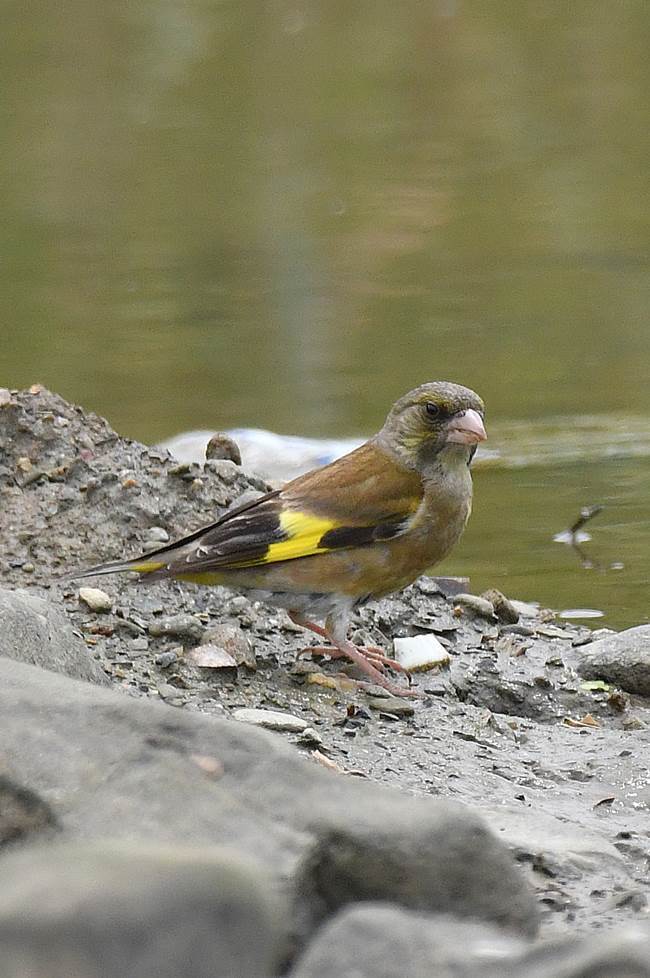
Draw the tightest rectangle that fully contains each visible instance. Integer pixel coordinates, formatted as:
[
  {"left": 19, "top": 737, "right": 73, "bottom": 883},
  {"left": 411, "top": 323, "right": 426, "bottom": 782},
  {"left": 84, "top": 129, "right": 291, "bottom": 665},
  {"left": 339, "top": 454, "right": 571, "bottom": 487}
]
[
  {"left": 205, "top": 433, "right": 242, "bottom": 465},
  {"left": 187, "top": 645, "right": 237, "bottom": 670},
  {"left": 296, "top": 727, "right": 324, "bottom": 748},
  {"left": 232, "top": 708, "right": 307, "bottom": 733},
  {"left": 416, "top": 576, "right": 443, "bottom": 596},
  {"left": 201, "top": 623, "right": 256, "bottom": 670},
  {"left": 367, "top": 696, "right": 415, "bottom": 716},
  {"left": 144, "top": 526, "right": 169, "bottom": 543},
  {"left": 481, "top": 589, "right": 519, "bottom": 624},
  {"left": 155, "top": 651, "right": 178, "bottom": 669},
  {"left": 148, "top": 615, "right": 204, "bottom": 643},
  {"left": 156, "top": 683, "right": 187, "bottom": 707},
  {"left": 78, "top": 587, "right": 113, "bottom": 613},
  {"left": 453, "top": 594, "right": 496, "bottom": 619},
  {"left": 203, "top": 459, "right": 239, "bottom": 484}
]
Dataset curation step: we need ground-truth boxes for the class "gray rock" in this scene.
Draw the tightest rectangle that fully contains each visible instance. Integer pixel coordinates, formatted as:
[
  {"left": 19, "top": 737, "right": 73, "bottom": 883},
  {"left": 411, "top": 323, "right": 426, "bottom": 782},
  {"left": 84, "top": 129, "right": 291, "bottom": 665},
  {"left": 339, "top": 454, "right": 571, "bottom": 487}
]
[
  {"left": 0, "top": 841, "right": 281, "bottom": 978},
  {"left": 290, "top": 904, "right": 650, "bottom": 978},
  {"left": 367, "top": 696, "right": 415, "bottom": 716},
  {"left": 201, "top": 622, "right": 256, "bottom": 670},
  {"left": 78, "top": 586, "right": 113, "bottom": 612},
  {"left": 454, "top": 593, "right": 496, "bottom": 619},
  {"left": 290, "top": 904, "right": 528, "bottom": 978},
  {"left": 233, "top": 707, "right": 308, "bottom": 732},
  {"left": 0, "top": 587, "right": 109, "bottom": 685},
  {"left": 577, "top": 626, "right": 650, "bottom": 696},
  {"left": 148, "top": 614, "right": 204, "bottom": 643},
  {"left": 0, "top": 658, "right": 539, "bottom": 950}
]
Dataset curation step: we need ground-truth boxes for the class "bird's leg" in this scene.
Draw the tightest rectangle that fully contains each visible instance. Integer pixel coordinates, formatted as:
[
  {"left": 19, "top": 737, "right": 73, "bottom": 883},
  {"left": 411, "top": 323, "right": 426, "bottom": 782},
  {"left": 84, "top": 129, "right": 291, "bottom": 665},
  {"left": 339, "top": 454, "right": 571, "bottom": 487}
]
[
  {"left": 289, "top": 612, "right": 420, "bottom": 698},
  {"left": 288, "top": 613, "right": 407, "bottom": 674},
  {"left": 288, "top": 612, "right": 329, "bottom": 640}
]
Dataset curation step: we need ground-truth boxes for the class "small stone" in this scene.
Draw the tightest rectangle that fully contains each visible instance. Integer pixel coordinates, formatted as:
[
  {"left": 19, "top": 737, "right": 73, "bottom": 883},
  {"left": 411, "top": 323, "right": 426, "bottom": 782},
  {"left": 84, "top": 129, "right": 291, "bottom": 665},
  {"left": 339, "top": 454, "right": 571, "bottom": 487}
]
[
  {"left": 156, "top": 683, "right": 187, "bottom": 707},
  {"left": 203, "top": 459, "right": 239, "bottom": 484},
  {"left": 416, "top": 576, "right": 443, "bottom": 596},
  {"left": 367, "top": 696, "right": 415, "bottom": 717},
  {"left": 201, "top": 623, "right": 256, "bottom": 670},
  {"left": 149, "top": 615, "right": 204, "bottom": 643},
  {"left": 296, "top": 727, "right": 324, "bottom": 748},
  {"left": 78, "top": 587, "right": 113, "bottom": 613},
  {"left": 306, "top": 673, "right": 340, "bottom": 690},
  {"left": 232, "top": 708, "right": 307, "bottom": 733},
  {"left": 144, "top": 526, "right": 169, "bottom": 543},
  {"left": 155, "top": 651, "right": 178, "bottom": 669},
  {"left": 623, "top": 716, "right": 645, "bottom": 730},
  {"left": 289, "top": 660, "right": 323, "bottom": 679},
  {"left": 21, "top": 562, "right": 35, "bottom": 574},
  {"left": 187, "top": 645, "right": 237, "bottom": 669},
  {"left": 480, "top": 589, "right": 519, "bottom": 624},
  {"left": 205, "top": 433, "right": 242, "bottom": 465},
  {"left": 453, "top": 594, "right": 496, "bottom": 619},
  {"left": 361, "top": 684, "right": 392, "bottom": 699}
]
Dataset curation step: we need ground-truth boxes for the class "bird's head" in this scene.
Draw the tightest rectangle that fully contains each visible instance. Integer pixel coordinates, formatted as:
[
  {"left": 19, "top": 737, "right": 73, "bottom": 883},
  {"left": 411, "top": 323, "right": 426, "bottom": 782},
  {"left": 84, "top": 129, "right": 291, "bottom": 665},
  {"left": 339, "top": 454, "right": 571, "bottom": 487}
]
[{"left": 377, "top": 381, "right": 487, "bottom": 471}]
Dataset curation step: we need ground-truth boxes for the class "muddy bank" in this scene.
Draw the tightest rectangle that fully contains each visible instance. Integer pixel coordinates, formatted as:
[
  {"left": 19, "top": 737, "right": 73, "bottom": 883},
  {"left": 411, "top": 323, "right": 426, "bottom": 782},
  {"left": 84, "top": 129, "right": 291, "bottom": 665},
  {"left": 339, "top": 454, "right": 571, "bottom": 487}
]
[{"left": 1, "top": 385, "right": 650, "bottom": 977}]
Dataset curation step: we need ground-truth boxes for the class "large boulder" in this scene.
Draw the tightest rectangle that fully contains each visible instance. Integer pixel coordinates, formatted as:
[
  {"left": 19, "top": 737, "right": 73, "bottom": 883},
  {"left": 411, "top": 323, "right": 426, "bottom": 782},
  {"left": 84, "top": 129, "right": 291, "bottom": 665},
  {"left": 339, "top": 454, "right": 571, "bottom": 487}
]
[
  {"left": 0, "top": 656, "right": 539, "bottom": 955},
  {"left": 577, "top": 626, "right": 650, "bottom": 697},
  {"left": 0, "top": 587, "right": 108, "bottom": 685},
  {"left": 0, "top": 842, "right": 281, "bottom": 978},
  {"left": 290, "top": 903, "right": 650, "bottom": 978}
]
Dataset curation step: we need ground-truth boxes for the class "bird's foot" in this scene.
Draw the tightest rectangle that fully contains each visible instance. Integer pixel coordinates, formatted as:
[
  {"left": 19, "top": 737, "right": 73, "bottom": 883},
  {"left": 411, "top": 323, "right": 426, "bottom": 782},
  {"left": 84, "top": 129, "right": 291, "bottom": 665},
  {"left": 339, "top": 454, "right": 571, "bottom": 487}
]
[
  {"left": 298, "top": 644, "right": 408, "bottom": 674},
  {"left": 297, "top": 643, "right": 421, "bottom": 698}
]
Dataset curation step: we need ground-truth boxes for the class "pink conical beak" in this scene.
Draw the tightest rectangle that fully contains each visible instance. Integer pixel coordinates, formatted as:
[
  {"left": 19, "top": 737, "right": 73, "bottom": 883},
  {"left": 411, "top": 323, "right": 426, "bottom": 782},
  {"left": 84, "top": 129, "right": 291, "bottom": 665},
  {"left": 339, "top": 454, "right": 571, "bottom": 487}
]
[{"left": 446, "top": 409, "right": 487, "bottom": 445}]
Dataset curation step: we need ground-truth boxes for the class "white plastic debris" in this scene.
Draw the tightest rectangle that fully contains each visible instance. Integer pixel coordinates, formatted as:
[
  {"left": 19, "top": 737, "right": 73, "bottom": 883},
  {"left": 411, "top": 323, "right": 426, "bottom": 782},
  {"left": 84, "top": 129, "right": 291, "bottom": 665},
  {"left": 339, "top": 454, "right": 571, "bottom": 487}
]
[
  {"left": 559, "top": 608, "right": 604, "bottom": 620},
  {"left": 393, "top": 634, "right": 451, "bottom": 673}
]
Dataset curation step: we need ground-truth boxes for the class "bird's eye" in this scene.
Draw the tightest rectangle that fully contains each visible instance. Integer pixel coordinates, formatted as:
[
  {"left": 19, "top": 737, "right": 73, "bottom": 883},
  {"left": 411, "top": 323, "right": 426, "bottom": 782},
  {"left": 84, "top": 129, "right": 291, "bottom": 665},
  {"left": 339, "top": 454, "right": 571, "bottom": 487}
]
[{"left": 425, "top": 402, "right": 440, "bottom": 419}]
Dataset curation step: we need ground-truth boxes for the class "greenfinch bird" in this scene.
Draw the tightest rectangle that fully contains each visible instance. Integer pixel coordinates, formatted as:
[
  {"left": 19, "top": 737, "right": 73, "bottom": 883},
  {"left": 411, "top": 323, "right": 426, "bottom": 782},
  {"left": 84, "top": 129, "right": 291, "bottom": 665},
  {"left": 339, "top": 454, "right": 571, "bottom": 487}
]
[{"left": 77, "top": 381, "right": 486, "bottom": 696}]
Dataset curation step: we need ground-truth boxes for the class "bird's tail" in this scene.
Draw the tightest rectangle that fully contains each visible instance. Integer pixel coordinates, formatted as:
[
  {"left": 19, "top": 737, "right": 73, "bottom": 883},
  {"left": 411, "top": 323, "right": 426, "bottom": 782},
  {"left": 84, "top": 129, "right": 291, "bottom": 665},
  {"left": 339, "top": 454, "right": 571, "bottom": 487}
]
[{"left": 70, "top": 556, "right": 167, "bottom": 581}]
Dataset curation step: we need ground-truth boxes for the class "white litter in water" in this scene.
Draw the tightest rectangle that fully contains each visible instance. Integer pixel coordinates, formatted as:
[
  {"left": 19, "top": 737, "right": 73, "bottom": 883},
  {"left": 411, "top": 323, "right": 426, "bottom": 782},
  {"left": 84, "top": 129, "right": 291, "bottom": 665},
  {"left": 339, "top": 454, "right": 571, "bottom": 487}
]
[
  {"left": 553, "top": 529, "right": 592, "bottom": 544},
  {"left": 393, "top": 634, "right": 451, "bottom": 673},
  {"left": 559, "top": 608, "right": 604, "bottom": 620}
]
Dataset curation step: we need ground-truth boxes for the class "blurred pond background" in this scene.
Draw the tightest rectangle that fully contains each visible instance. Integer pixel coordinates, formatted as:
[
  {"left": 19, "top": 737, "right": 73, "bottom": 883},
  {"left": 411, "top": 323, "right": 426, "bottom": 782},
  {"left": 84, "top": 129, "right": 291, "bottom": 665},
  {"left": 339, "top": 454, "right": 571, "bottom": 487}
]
[{"left": 3, "top": 0, "right": 649, "bottom": 626}]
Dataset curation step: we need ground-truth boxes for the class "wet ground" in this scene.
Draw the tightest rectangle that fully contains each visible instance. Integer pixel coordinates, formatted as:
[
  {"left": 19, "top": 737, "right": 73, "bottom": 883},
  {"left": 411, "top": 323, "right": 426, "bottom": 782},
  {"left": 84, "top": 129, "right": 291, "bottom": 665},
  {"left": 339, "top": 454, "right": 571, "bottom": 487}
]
[{"left": 2, "top": 385, "right": 650, "bottom": 939}]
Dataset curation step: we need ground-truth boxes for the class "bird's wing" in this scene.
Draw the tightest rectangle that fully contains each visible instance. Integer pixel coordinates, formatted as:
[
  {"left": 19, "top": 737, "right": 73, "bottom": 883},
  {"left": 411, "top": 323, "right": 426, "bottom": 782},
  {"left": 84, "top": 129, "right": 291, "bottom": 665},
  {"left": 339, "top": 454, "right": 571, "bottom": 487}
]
[{"left": 125, "top": 441, "right": 424, "bottom": 575}]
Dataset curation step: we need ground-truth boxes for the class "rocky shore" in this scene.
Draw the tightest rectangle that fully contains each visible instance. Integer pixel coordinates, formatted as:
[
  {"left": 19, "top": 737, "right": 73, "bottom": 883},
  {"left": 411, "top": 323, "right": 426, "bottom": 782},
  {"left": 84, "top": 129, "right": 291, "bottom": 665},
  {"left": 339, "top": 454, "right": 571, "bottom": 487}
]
[{"left": 1, "top": 385, "right": 650, "bottom": 978}]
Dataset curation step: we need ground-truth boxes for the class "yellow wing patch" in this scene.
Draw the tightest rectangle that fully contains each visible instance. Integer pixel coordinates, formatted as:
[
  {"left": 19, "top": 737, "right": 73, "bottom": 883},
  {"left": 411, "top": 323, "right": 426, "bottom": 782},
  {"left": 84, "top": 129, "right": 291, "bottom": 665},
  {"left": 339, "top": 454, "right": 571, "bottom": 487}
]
[
  {"left": 130, "top": 561, "right": 166, "bottom": 574},
  {"left": 255, "top": 510, "right": 336, "bottom": 565}
]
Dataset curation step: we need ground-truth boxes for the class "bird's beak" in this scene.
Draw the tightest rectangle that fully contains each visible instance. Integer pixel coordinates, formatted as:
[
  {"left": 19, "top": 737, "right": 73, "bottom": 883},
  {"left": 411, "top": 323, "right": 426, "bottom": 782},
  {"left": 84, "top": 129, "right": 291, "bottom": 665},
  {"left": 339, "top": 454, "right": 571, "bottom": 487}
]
[{"left": 445, "top": 409, "right": 487, "bottom": 445}]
